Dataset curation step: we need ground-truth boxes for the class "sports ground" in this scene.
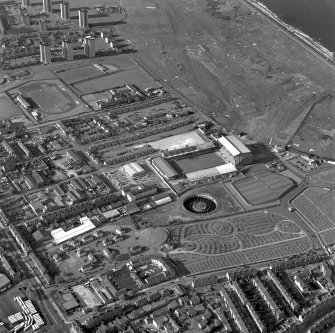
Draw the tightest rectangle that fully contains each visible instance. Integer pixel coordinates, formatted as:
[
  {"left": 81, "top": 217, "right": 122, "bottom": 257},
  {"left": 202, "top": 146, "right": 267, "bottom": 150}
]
[
  {"left": 57, "top": 65, "right": 105, "bottom": 84},
  {"left": 174, "top": 152, "right": 226, "bottom": 174},
  {"left": 11, "top": 79, "right": 85, "bottom": 122},
  {"left": 233, "top": 172, "right": 294, "bottom": 205}
]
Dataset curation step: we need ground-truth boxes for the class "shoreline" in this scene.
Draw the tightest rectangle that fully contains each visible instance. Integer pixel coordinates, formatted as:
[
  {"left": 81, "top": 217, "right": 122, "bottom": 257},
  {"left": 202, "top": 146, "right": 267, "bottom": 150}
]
[{"left": 242, "top": 0, "right": 334, "bottom": 67}]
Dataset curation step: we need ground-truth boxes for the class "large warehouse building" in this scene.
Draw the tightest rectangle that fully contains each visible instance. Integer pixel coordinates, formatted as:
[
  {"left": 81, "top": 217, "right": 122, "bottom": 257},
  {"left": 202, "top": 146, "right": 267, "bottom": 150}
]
[
  {"left": 151, "top": 157, "right": 179, "bottom": 180},
  {"left": 186, "top": 163, "right": 237, "bottom": 182},
  {"left": 217, "top": 136, "right": 252, "bottom": 166},
  {"left": 123, "top": 162, "right": 145, "bottom": 178}
]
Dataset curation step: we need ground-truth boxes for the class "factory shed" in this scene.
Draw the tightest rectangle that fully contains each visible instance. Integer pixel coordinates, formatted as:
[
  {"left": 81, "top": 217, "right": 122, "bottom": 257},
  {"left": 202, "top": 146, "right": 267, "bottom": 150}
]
[
  {"left": 186, "top": 163, "right": 237, "bottom": 181},
  {"left": 152, "top": 157, "right": 178, "bottom": 180}
]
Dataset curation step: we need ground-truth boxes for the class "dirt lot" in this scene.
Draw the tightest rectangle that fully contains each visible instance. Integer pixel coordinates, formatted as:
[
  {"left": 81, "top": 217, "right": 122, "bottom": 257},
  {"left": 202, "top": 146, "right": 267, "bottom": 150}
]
[{"left": 115, "top": 0, "right": 335, "bottom": 158}]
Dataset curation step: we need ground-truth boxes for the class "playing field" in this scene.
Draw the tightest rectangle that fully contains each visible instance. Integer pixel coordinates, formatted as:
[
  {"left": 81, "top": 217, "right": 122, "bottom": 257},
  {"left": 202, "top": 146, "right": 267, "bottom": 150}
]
[
  {"left": 58, "top": 65, "right": 105, "bottom": 84},
  {"left": 150, "top": 131, "right": 205, "bottom": 150},
  {"left": 74, "top": 67, "right": 159, "bottom": 94},
  {"left": 18, "top": 80, "right": 80, "bottom": 114},
  {"left": 13, "top": 79, "right": 85, "bottom": 122},
  {"left": 233, "top": 172, "right": 294, "bottom": 205},
  {"left": 0, "top": 93, "right": 23, "bottom": 120},
  {"left": 174, "top": 152, "right": 225, "bottom": 174},
  {"left": 0, "top": 290, "right": 22, "bottom": 323}
]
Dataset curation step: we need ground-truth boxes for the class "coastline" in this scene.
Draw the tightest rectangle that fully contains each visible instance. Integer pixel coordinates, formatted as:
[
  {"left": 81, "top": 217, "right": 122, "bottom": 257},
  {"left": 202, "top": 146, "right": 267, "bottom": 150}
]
[{"left": 242, "top": 0, "right": 334, "bottom": 67}]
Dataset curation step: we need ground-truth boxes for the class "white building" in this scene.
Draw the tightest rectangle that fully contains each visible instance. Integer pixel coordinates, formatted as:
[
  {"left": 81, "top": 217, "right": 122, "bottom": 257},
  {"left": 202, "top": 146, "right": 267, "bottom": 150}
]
[
  {"left": 123, "top": 162, "right": 145, "bottom": 177},
  {"left": 217, "top": 135, "right": 252, "bottom": 166},
  {"left": 186, "top": 163, "right": 237, "bottom": 182},
  {"left": 51, "top": 216, "right": 96, "bottom": 244}
]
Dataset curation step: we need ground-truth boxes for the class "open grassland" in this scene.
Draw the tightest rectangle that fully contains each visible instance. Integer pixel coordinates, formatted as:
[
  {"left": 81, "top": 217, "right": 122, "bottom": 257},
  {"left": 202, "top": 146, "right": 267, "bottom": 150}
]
[
  {"left": 116, "top": 0, "right": 335, "bottom": 158},
  {"left": 290, "top": 96, "right": 335, "bottom": 159},
  {"left": 0, "top": 93, "right": 23, "bottom": 120},
  {"left": 309, "top": 166, "right": 335, "bottom": 189}
]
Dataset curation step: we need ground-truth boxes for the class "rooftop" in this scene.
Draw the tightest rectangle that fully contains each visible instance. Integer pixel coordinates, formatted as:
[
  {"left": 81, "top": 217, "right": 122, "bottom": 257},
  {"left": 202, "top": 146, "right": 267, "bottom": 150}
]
[{"left": 51, "top": 216, "right": 96, "bottom": 244}]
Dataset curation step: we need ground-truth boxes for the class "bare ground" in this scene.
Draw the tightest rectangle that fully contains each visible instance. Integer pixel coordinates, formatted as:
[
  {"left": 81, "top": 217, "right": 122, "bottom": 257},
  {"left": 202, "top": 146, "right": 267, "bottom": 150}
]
[{"left": 117, "top": 0, "right": 335, "bottom": 157}]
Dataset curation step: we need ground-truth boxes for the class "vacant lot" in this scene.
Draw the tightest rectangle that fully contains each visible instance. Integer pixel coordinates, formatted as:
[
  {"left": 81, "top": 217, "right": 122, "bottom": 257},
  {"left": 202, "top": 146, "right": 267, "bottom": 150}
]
[
  {"left": 233, "top": 172, "right": 294, "bottom": 205},
  {"left": 309, "top": 166, "right": 335, "bottom": 189},
  {"left": 117, "top": 0, "right": 335, "bottom": 158},
  {"left": 0, "top": 93, "right": 23, "bottom": 120},
  {"left": 290, "top": 95, "right": 335, "bottom": 159},
  {"left": 0, "top": 289, "right": 22, "bottom": 323},
  {"left": 74, "top": 67, "right": 159, "bottom": 94}
]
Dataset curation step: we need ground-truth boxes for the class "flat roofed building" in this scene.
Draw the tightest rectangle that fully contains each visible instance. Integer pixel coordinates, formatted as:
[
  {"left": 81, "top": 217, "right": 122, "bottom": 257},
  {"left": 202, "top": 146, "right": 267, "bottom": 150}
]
[
  {"left": 16, "top": 95, "right": 31, "bottom": 110},
  {"left": 43, "top": 0, "right": 51, "bottom": 12},
  {"left": 218, "top": 135, "right": 252, "bottom": 166},
  {"left": 186, "top": 163, "right": 237, "bottom": 181},
  {"left": 123, "top": 162, "right": 145, "bottom": 177},
  {"left": 152, "top": 157, "right": 178, "bottom": 180},
  {"left": 51, "top": 216, "right": 96, "bottom": 244},
  {"left": 62, "top": 40, "right": 73, "bottom": 61},
  {"left": 39, "top": 42, "right": 51, "bottom": 64}
]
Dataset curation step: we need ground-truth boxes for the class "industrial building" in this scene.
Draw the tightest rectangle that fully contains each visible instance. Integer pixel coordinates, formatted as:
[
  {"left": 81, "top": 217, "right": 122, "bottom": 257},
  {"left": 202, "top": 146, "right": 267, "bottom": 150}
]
[
  {"left": 16, "top": 94, "right": 31, "bottom": 110},
  {"left": 62, "top": 40, "right": 73, "bottom": 61},
  {"left": 39, "top": 41, "right": 51, "bottom": 64},
  {"left": 185, "top": 163, "right": 237, "bottom": 182},
  {"left": 43, "top": 0, "right": 52, "bottom": 13},
  {"left": 151, "top": 157, "right": 179, "bottom": 180},
  {"left": 51, "top": 216, "right": 96, "bottom": 244},
  {"left": 123, "top": 162, "right": 145, "bottom": 177},
  {"left": 78, "top": 8, "right": 88, "bottom": 28},
  {"left": 84, "top": 36, "right": 95, "bottom": 58},
  {"left": 60, "top": 1, "right": 70, "bottom": 19},
  {"left": 217, "top": 135, "right": 252, "bottom": 166}
]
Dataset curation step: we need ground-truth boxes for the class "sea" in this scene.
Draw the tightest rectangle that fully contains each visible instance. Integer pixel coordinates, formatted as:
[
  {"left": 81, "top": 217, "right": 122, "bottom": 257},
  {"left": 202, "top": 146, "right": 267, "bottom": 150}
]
[{"left": 258, "top": 0, "right": 335, "bottom": 51}]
